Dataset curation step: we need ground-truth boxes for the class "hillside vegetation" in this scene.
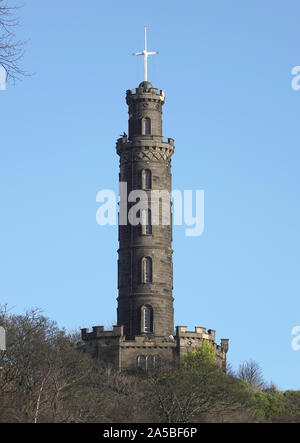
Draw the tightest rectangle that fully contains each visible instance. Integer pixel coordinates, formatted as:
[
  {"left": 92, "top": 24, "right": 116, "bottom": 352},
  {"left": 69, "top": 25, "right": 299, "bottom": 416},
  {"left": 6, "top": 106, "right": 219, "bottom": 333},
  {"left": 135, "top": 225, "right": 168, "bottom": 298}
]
[{"left": 0, "top": 306, "right": 299, "bottom": 423}]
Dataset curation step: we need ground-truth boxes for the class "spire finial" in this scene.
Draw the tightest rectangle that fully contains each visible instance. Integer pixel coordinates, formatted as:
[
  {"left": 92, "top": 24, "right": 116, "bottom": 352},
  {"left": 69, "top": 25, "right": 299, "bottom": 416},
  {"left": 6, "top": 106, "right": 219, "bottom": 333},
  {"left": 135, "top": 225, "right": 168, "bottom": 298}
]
[{"left": 133, "top": 26, "right": 158, "bottom": 82}]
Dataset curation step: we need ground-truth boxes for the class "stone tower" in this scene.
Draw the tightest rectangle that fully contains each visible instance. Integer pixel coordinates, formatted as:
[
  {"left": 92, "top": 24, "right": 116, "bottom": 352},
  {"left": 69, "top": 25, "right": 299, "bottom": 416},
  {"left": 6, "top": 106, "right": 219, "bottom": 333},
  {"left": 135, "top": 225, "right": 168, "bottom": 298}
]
[
  {"left": 81, "top": 79, "right": 229, "bottom": 371},
  {"left": 117, "top": 80, "right": 174, "bottom": 341},
  {"left": 81, "top": 30, "right": 229, "bottom": 370}
]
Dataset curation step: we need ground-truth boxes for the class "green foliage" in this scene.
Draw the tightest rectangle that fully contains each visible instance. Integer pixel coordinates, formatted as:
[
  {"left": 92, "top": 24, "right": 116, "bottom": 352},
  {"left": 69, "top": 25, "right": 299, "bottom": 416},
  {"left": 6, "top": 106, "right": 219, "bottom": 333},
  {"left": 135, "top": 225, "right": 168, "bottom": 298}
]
[
  {"left": 249, "top": 391, "right": 286, "bottom": 420},
  {"left": 1, "top": 305, "right": 300, "bottom": 423},
  {"left": 183, "top": 340, "right": 216, "bottom": 372},
  {"left": 282, "top": 391, "right": 300, "bottom": 422}
]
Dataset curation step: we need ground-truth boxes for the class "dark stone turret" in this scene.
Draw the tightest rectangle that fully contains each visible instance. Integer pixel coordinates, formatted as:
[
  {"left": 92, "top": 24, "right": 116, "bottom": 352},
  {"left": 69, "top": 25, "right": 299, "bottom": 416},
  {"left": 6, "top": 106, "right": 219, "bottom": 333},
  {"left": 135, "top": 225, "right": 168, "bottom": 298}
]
[{"left": 117, "top": 83, "right": 174, "bottom": 339}]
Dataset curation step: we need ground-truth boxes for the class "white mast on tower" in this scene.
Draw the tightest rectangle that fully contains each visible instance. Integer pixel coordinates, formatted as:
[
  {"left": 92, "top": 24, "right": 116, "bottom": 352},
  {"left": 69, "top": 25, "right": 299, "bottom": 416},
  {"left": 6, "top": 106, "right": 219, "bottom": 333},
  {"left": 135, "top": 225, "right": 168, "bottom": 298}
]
[{"left": 133, "top": 26, "right": 158, "bottom": 82}]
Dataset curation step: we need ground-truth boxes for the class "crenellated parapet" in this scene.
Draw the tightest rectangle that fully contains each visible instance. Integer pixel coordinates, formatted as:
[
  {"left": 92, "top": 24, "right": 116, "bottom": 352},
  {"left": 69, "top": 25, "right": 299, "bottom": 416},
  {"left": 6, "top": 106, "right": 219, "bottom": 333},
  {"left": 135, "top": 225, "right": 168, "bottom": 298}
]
[
  {"left": 81, "top": 325, "right": 124, "bottom": 341},
  {"left": 81, "top": 324, "right": 229, "bottom": 371},
  {"left": 175, "top": 326, "right": 229, "bottom": 370},
  {"left": 116, "top": 136, "right": 175, "bottom": 152},
  {"left": 175, "top": 326, "right": 229, "bottom": 351},
  {"left": 126, "top": 82, "right": 165, "bottom": 106}
]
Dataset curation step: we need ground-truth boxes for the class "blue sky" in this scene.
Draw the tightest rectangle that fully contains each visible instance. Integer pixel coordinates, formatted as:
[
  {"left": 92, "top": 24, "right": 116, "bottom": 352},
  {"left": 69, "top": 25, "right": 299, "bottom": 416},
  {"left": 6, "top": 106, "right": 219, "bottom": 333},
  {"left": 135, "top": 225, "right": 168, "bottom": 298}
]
[{"left": 1, "top": 0, "right": 300, "bottom": 390}]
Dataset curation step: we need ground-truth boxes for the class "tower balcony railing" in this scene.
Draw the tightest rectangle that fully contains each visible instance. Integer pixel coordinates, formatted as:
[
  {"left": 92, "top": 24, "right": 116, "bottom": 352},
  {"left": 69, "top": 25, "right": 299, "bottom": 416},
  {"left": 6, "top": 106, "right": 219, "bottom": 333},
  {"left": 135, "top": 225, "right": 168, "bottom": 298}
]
[
  {"left": 117, "top": 134, "right": 174, "bottom": 147},
  {"left": 130, "top": 135, "right": 174, "bottom": 143},
  {"left": 128, "top": 88, "right": 163, "bottom": 96}
]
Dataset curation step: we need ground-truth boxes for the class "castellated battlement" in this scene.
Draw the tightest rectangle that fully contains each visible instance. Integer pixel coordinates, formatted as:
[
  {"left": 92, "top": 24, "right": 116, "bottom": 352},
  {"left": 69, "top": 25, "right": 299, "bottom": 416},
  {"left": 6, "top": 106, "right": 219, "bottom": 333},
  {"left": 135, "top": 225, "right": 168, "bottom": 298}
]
[
  {"left": 116, "top": 135, "right": 175, "bottom": 148},
  {"left": 175, "top": 326, "right": 229, "bottom": 370},
  {"left": 81, "top": 325, "right": 228, "bottom": 346},
  {"left": 176, "top": 325, "right": 216, "bottom": 341},
  {"left": 176, "top": 326, "right": 228, "bottom": 351},
  {"left": 81, "top": 325, "right": 124, "bottom": 340},
  {"left": 126, "top": 81, "right": 165, "bottom": 104},
  {"left": 81, "top": 324, "right": 229, "bottom": 371}
]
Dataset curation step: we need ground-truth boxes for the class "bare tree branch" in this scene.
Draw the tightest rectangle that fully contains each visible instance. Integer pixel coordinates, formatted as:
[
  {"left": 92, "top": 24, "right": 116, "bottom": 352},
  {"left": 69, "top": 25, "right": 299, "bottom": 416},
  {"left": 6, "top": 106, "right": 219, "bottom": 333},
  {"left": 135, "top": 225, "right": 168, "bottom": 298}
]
[
  {"left": 0, "top": 1, "right": 29, "bottom": 84},
  {"left": 237, "top": 359, "right": 265, "bottom": 390}
]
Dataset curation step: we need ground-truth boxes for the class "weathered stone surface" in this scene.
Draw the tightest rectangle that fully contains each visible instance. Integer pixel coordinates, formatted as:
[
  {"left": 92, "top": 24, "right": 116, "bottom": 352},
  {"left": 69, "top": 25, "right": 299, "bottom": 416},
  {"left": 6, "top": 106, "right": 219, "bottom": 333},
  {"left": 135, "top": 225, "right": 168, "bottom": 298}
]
[{"left": 117, "top": 83, "right": 174, "bottom": 340}]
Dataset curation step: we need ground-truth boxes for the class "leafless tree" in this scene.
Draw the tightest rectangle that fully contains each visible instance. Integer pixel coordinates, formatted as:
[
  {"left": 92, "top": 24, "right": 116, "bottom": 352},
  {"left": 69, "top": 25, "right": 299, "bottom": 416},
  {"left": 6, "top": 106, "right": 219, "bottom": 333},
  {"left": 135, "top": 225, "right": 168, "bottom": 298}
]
[
  {"left": 147, "top": 361, "right": 249, "bottom": 423},
  {"left": 0, "top": 1, "right": 28, "bottom": 84},
  {"left": 237, "top": 359, "right": 265, "bottom": 390}
]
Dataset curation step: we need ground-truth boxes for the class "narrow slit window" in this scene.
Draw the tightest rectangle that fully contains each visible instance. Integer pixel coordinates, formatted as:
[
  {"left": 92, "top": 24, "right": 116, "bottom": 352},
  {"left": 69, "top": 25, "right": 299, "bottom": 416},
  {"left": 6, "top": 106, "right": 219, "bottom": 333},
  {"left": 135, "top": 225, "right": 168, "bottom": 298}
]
[
  {"left": 144, "top": 169, "right": 151, "bottom": 190},
  {"left": 142, "top": 257, "right": 152, "bottom": 283},
  {"left": 141, "top": 305, "right": 153, "bottom": 333},
  {"left": 141, "top": 169, "right": 151, "bottom": 190},
  {"left": 142, "top": 209, "right": 152, "bottom": 235},
  {"left": 145, "top": 118, "right": 151, "bottom": 135},
  {"left": 144, "top": 308, "right": 151, "bottom": 333},
  {"left": 146, "top": 209, "right": 152, "bottom": 235}
]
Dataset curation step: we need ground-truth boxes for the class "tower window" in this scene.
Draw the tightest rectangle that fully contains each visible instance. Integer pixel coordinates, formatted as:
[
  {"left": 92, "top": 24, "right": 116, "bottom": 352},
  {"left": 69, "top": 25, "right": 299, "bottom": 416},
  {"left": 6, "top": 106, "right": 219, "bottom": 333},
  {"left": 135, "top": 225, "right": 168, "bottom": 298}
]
[
  {"left": 145, "top": 169, "right": 151, "bottom": 189},
  {"left": 141, "top": 209, "right": 152, "bottom": 235},
  {"left": 140, "top": 305, "right": 153, "bottom": 333},
  {"left": 141, "top": 257, "right": 152, "bottom": 283},
  {"left": 144, "top": 118, "right": 151, "bottom": 135},
  {"left": 144, "top": 306, "right": 152, "bottom": 332},
  {"left": 140, "top": 169, "right": 151, "bottom": 190}
]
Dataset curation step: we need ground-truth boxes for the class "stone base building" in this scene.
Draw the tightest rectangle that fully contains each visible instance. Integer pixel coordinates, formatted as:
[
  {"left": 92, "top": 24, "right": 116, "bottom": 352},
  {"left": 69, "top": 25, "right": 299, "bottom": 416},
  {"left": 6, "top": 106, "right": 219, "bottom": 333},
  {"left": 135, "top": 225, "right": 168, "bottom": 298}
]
[{"left": 82, "top": 325, "right": 229, "bottom": 371}]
